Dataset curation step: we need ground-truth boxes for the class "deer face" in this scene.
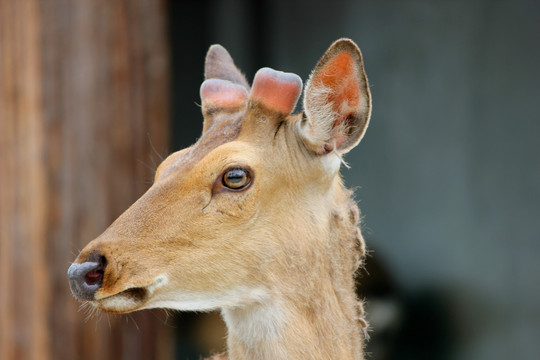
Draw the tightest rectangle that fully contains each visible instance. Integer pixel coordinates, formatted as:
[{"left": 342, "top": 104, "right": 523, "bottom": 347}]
[{"left": 68, "top": 39, "right": 371, "bottom": 314}]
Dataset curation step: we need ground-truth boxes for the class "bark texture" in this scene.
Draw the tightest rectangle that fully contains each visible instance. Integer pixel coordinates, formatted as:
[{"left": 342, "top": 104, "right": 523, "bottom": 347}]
[{"left": 0, "top": 1, "right": 172, "bottom": 359}]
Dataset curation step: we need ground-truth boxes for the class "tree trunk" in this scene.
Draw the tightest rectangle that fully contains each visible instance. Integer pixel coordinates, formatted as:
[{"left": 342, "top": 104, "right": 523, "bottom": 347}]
[{"left": 0, "top": 1, "right": 172, "bottom": 359}]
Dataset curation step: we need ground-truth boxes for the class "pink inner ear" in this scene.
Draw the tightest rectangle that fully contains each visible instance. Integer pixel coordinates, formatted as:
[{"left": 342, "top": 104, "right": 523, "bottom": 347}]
[
  {"left": 200, "top": 79, "right": 248, "bottom": 109},
  {"left": 250, "top": 68, "right": 302, "bottom": 114},
  {"left": 312, "top": 51, "right": 361, "bottom": 126}
]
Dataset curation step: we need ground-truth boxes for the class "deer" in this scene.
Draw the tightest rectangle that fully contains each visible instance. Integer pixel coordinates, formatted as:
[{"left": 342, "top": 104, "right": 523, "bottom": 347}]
[{"left": 68, "top": 38, "right": 372, "bottom": 360}]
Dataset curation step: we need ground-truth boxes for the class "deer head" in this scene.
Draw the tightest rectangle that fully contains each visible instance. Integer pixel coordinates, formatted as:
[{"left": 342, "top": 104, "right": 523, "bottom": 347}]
[{"left": 68, "top": 38, "right": 371, "bottom": 359}]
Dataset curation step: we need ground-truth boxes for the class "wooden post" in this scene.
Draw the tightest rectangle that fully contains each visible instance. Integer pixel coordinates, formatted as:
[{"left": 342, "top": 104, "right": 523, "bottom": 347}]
[{"left": 0, "top": 1, "right": 172, "bottom": 359}]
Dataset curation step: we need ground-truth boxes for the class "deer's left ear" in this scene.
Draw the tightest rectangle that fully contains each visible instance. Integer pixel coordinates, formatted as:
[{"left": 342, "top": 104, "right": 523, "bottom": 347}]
[{"left": 299, "top": 39, "right": 372, "bottom": 155}]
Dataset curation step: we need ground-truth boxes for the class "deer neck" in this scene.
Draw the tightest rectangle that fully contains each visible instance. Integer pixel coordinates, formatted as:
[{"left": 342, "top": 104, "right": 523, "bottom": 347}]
[
  {"left": 221, "top": 200, "right": 364, "bottom": 360},
  {"left": 221, "top": 278, "right": 362, "bottom": 360}
]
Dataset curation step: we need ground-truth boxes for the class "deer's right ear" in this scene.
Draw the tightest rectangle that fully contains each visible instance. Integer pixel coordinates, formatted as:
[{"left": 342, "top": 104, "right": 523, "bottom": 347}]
[{"left": 299, "top": 39, "right": 372, "bottom": 155}]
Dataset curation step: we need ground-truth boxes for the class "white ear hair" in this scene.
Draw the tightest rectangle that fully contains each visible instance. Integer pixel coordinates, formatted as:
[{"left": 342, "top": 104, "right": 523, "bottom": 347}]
[
  {"left": 299, "top": 38, "right": 372, "bottom": 156},
  {"left": 300, "top": 83, "right": 339, "bottom": 150}
]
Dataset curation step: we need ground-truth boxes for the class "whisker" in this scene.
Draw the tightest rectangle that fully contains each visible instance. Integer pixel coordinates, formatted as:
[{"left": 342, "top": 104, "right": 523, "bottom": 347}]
[
  {"left": 148, "top": 309, "right": 176, "bottom": 328},
  {"left": 147, "top": 132, "right": 166, "bottom": 161},
  {"left": 137, "top": 159, "right": 158, "bottom": 174},
  {"left": 128, "top": 314, "right": 140, "bottom": 332},
  {"left": 71, "top": 247, "right": 82, "bottom": 258},
  {"left": 106, "top": 313, "right": 112, "bottom": 332}
]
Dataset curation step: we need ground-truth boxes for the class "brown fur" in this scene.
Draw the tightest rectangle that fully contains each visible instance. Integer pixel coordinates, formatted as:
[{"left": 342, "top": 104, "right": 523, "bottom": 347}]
[{"left": 71, "top": 39, "right": 372, "bottom": 360}]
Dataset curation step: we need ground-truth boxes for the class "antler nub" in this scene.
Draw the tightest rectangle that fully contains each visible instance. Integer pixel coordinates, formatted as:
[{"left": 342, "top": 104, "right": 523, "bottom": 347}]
[
  {"left": 249, "top": 68, "right": 303, "bottom": 114},
  {"left": 200, "top": 79, "right": 248, "bottom": 110}
]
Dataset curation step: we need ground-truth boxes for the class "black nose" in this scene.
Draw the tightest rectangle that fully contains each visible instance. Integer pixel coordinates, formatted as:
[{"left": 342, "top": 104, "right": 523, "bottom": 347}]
[{"left": 67, "top": 255, "right": 106, "bottom": 301}]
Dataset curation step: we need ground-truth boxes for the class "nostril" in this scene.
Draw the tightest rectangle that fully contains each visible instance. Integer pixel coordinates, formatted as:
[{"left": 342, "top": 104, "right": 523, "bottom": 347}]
[
  {"left": 83, "top": 254, "right": 106, "bottom": 286},
  {"left": 85, "top": 268, "right": 104, "bottom": 286}
]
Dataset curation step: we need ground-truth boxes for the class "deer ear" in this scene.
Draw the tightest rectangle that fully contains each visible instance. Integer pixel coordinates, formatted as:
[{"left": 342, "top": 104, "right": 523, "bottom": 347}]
[
  {"left": 205, "top": 44, "right": 250, "bottom": 90},
  {"left": 299, "top": 39, "right": 371, "bottom": 155}
]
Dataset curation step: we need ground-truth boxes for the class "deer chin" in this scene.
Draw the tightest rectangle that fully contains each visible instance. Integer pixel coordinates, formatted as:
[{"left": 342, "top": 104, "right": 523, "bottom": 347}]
[{"left": 93, "top": 275, "right": 168, "bottom": 314}]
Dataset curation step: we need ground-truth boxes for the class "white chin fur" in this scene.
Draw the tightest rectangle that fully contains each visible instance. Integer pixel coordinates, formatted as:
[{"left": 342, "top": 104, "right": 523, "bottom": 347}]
[
  {"left": 142, "top": 284, "right": 272, "bottom": 312},
  {"left": 99, "top": 293, "right": 143, "bottom": 312}
]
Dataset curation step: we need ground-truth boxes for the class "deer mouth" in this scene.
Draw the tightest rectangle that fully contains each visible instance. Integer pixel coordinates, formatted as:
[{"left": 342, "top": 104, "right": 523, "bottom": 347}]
[
  {"left": 93, "top": 276, "right": 168, "bottom": 313},
  {"left": 93, "top": 287, "right": 150, "bottom": 313}
]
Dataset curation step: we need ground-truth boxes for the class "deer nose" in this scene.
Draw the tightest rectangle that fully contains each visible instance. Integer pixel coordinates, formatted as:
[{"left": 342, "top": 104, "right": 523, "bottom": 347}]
[{"left": 67, "top": 255, "right": 107, "bottom": 301}]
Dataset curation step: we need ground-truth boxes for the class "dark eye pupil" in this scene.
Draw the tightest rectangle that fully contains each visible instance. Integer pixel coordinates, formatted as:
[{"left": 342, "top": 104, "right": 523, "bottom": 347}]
[
  {"left": 227, "top": 170, "right": 245, "bottom": 183},
  {"left": 223, "top": 168, "right": 249, "bottom": 189}
]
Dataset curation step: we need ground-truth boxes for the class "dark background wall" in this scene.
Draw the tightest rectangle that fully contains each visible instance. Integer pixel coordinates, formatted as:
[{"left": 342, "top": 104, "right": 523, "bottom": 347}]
[{"left": 169, "top": 1, "right": 540, "bottom": 359}]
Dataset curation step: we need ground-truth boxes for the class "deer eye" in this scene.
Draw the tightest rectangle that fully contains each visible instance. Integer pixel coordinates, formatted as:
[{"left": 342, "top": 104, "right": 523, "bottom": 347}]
[{"left": 222, "top": 168, "right": 251, "bottom": 190}]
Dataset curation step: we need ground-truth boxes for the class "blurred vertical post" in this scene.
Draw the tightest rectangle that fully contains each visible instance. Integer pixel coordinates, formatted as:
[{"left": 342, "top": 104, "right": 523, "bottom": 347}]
[{"left": 0, "top": 0, "right": 172, "bottom": 359}]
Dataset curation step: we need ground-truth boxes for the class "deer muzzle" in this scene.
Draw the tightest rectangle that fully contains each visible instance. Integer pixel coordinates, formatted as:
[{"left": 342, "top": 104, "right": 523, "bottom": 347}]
[{"left": 67, "top": 255, "right": 107, "bottom": 301}]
